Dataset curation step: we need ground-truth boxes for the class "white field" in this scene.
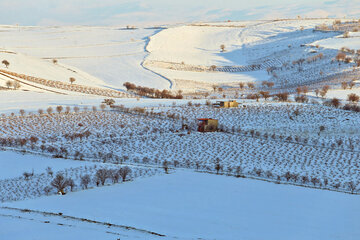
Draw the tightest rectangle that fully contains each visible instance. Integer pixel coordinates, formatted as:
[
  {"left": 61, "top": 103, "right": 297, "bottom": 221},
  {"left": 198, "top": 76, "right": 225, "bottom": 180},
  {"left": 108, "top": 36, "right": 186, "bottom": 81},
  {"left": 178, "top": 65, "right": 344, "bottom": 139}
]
[
  {"left": 0, "top": 18, "right": 359, "bottom": 240},
  {"left": 4, "top": 171, "right": 359, "bottom": 240},
  {"left": 0, "top": 26, "right": 169, "bottom": 90},
  {"left": 0, "top": 18, "right": 356, "bottom": 103},
  {"left": 144, "top": 19, "right": 359, "bottom": 92},
  {"left": 0, "top": 91, "right": 208, "bottom": 114},
  {"left": 146, "top": 20, "right": 335, "bottom": 66},
  {"left": 0, "top": 151, "right": 94, "bottom": 180},
  {"left": 312, "top": 32, "right": 360, "bottom": 50}
]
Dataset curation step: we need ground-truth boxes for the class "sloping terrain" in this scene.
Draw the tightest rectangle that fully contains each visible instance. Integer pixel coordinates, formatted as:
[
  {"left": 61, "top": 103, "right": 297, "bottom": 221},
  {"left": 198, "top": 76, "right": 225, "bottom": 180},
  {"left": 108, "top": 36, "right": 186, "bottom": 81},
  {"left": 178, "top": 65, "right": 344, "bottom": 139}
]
[
  {"left": 0, "top": 19, "right": 359, "bottom": 240},
  {"left": 145, "top": 19, "right": 359, "bottom": 93},
  {"left": 0, "top": 25, "right": 169, "bottom": 91},
  {"left": 4, "top": 171, "right": 360, "bottom": 240}
]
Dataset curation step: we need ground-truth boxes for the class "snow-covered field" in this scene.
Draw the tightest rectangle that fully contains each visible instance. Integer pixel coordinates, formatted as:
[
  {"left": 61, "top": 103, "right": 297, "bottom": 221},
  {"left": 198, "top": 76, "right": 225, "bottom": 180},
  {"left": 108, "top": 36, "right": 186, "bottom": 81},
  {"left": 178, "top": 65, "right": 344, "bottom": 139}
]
[
  {"left": 0, "top": 17, "right": 359, "bottom": 240},
  {"left": 0, "top": 26, "right": 169, "bottom": 90},
  {"left": 0, "top": 105, "right": 359, "bottom": 194},
  {"left": 144, "top": 19, "right": 359, "bottom": 92},
  {"left": 0, "top": 151, "right": 94, "bottom": 180},
  {"left": 3, "top": 171, "right": 359, "bottom": 240}
]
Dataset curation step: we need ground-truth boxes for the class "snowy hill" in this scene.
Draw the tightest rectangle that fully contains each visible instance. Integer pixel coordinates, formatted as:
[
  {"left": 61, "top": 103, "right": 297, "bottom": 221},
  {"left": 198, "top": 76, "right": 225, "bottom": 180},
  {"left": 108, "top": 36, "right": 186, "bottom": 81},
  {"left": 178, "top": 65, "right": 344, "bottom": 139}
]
[{"left": 0, "top": 18, "right": 360, "bottom": 240}]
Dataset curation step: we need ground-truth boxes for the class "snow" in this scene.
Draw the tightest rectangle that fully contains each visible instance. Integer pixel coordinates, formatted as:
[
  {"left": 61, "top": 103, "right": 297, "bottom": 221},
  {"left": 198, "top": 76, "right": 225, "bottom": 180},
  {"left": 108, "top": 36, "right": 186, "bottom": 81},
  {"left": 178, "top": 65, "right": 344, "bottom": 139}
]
[
  {"left": 144, "top": 19, "right": 351, "bottom": 91},
  {"left": 0, "top": 216, "right": 120, "bottom": 240},
  {"left": 0, "top": 51, "right": 105, "bottom": 89},
  {"left": 0, "top": 91, "right": 103, "bottom": 114},
  {"left": 0, "top": 150, "right": 92, "bottom": 180},
  {"left": 312, "top": 33, "right": 360, "bottom": 50},
  {"left": 0, "top": 91, "right": 206, "bottom": 113},
  {"left": 0, "top": 25, "right": 170, "bottom": 90},
  {"left": 147, "top": 25, "right": 249, "bottom": 66},
  {"left": 146, "top": 19, "right": 337, "bottom": 66},
  {"left": 0, "top": 18, "right": 359, "bottom": 239},
  {"left": 310, "top": 88, "right": 360, "bottom": 101},
  {"left": 5, "top": 171, "right": 359, "bottom": 240}
]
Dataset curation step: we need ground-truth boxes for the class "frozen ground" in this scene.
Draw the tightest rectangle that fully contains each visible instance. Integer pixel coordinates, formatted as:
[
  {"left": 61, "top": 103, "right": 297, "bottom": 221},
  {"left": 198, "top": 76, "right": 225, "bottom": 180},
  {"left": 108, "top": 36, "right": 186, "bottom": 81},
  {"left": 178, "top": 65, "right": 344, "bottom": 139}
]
[{"left": 3, "top": 171, "right": 359, "bottom": 240}]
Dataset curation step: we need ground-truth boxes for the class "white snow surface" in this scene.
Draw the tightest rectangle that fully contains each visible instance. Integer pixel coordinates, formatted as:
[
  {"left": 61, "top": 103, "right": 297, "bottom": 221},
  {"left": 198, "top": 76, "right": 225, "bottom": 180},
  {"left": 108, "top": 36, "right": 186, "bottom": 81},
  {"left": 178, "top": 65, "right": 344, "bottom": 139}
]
[
  {"left": 0, "top": 25, "right": 170, "bottom": 90},
  {"left": 5, "top": 171, "right": 359, "bottom": 240},
  {"left": 313, "top": 33, "right": 360, "bottom": 50},
  {"left": 0, "top": 151, "right": 92, "bottom": 180}
]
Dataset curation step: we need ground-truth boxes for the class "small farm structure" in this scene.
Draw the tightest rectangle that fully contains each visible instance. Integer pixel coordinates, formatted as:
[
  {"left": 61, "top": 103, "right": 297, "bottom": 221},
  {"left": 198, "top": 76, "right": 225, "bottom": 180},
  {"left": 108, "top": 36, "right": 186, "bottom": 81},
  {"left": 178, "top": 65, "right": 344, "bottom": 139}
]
[
  {"left": 213, "top": 100, "right": 238, "bottom": 108},
  {"left": 197, "top": 118, "right": 218, "bottom": 132}
]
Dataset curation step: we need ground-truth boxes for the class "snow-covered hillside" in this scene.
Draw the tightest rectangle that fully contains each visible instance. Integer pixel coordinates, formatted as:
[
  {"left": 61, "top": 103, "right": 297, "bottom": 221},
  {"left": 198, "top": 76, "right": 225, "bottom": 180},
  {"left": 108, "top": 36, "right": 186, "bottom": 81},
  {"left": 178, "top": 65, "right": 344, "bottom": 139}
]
[
  {"left": 3, "top": 171, "right": 359, "bottom": 240},
  {"left": 0, "top": 25, "right": 170, "bottom": 94},
  {"left": 1, "top": 18, "right": 359, "bottom": 240},
  {"left": 144, "top": 19, "right": 359, "bottom": 92}
]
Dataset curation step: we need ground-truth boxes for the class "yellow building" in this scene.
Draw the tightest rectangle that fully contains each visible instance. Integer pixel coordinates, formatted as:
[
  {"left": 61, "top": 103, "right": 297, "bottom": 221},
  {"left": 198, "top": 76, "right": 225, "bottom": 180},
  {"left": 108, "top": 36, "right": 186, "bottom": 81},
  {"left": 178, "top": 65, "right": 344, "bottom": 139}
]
[{"left": 213, "top": 100, "right": 238, "bottom": 108}]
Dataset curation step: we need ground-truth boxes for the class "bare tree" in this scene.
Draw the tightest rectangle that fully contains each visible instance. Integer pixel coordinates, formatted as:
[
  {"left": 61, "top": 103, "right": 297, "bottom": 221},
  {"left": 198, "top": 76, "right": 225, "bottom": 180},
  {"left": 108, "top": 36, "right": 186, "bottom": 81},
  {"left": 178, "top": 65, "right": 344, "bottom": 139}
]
[
  {"left": 335, "top": 52, "right": 346, "bottom": 61},
  {"left": 6, "top": 80, "right": 12, "bottom": 89},
  {"left": 51, "top": 173, "right": 69, "bottom": 194},
  {"left": 108, "top": 169, "right": 120, "bottom": 183},
  {"left": 162, "top": 160, "right": 169, "bottom": 174},
  {"left": 103, "top": 99, "right": 115, "bottom": 106},
  {"left": 46, "top": 167, "right": 53, "bottom": 177},
  {"left": 247, "top": 82, "right": 255, "bottom": 89},
  {"left": 215, "top": 158, "right": 222, "bottom": 174},
  {"left": 349, "top": 81, "right": 356, "bottom": 89},
  {"left": 2, "top": 60, "right": 9, "bottom": 68},
  {"left": 259, "top": 91, "right": 270, "bottom": 100},
  {"left": 266, "top": 82, "right": 274, "bottom": 89},
  {"left": 301, "top": 175, "right": 309, "bottom": 184},
  {"left": 100, "top": 104, "right": 106, "bottom": 111},
  {"left": 95, "top": 169, "right": 108, "bottom": 185},
  {"left": 46, "top": 107, "right": 53, "bottom": 115},
  {"left": 69, "top": 77, "right": 76, "bottom": 85},
  {"left": 212, "top": 84, "right": 217, "bottom": 92},
  {"left": 310, "top": 177, "right": 319, "bottom": 186},
  {"left": 66, "top": 178, "right": 76, "bottom": 191},
  {"left": 347, "top": 181, "right": 357, "bottom": 194},
  {"left": 81, "top": 174, "right": 91, "bottom": 189},
  {"left": 13, "top": 81, "right": 21, "bottom": 90},
  {"left": 347, "top": 93, "right": 359, "bottom": 103},
  {"left": 23, "top": 170, "right": 34, "bottom": 180},
  {"left": 220, "top": 44, "right": 226, "bottom": 52},
  {"left": 341, "top": 81, "right": 348, "bottom": 90},
  {"left": 265, "top": 170, "right": 273, "bottom": 178},
  {"left": 235, "top": 166, "right": 242, "bottom": 177},
  {"left": 119, "top": 166, "right": 132, "bottom": 182},
  {"left": 330, "top": 98, "right": 341, "bottom": 108},
  {"left": 239, "top": 82, "right": 245, "bottom": 90},
  {"left": 44, "top": 186, "right": 52, "bottom": 195},
  {"left": 38, "top": 109, "right": 44, "bottom": 115},
  {"left": 56, "top": 105, "right": 63, "bottom": 114}
]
